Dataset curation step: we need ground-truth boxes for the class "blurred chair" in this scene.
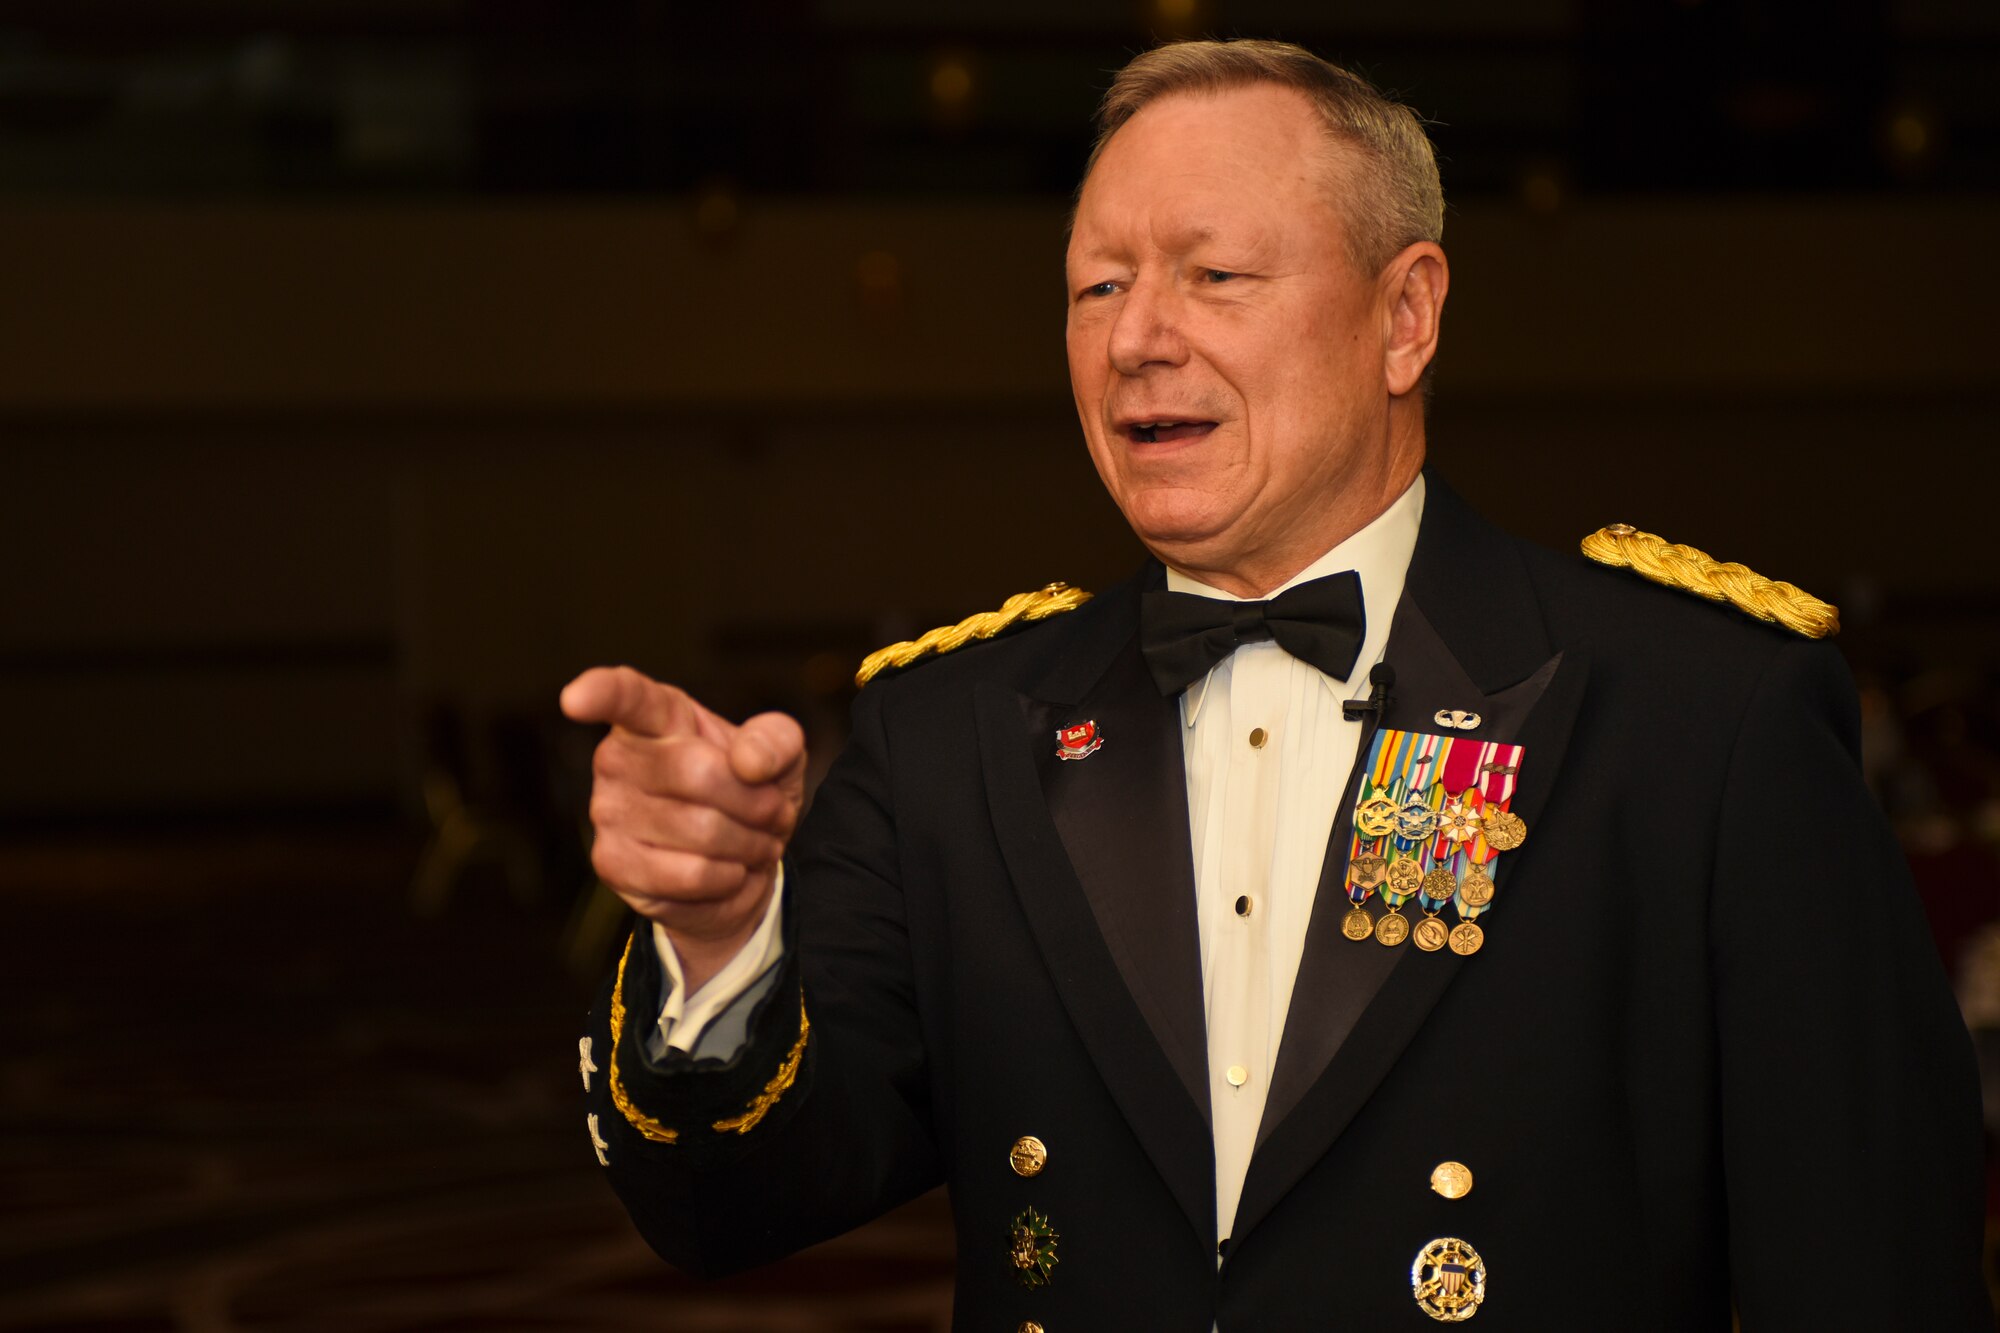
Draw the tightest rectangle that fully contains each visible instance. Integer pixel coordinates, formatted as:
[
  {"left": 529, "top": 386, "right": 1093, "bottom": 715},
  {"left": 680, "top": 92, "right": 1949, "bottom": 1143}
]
[{"left": 409, "top": 705, "right": 547, "bottom": 916}]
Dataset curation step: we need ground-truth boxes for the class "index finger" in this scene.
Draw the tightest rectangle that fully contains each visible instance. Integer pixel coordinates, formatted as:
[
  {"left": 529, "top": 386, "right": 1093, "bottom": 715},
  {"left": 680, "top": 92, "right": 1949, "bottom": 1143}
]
[{"left": 559, "top": 666, "right": 697, "bottom": 739}]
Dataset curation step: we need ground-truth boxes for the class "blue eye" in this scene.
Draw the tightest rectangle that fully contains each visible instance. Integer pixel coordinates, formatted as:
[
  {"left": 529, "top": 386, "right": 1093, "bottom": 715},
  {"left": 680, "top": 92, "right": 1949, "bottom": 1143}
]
[
  {"left": 1079, "top": 281, "right": 1117, "bottom": 299},
  {"left": 1205, "top": 269, "right": 1238, "bottom": 283}
]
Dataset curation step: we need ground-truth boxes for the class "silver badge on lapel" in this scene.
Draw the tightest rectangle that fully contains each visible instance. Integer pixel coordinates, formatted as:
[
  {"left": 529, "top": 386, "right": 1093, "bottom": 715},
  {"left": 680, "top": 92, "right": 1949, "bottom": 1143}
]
[{"left": 1433, "top": 709, "right": 1482, "bottom": 731}]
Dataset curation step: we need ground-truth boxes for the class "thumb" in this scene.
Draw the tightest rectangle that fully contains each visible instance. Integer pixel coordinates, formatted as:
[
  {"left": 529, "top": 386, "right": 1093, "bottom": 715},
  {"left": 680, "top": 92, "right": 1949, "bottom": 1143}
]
[{"left": 730, "top": 711, "right": 807, "bottom": 791}]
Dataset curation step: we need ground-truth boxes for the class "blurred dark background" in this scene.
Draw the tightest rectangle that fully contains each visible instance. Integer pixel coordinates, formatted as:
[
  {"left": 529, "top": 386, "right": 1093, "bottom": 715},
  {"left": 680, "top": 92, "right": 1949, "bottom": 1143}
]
[{"left": 2, "top": 1, "right": 1998, "bottom": 1329}]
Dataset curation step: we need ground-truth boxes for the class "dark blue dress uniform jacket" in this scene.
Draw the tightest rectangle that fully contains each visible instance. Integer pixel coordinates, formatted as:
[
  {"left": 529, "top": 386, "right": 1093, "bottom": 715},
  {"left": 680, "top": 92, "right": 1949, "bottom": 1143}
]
[{"left": 582, "top": 474, "right": 1989, "bottom": 1331}]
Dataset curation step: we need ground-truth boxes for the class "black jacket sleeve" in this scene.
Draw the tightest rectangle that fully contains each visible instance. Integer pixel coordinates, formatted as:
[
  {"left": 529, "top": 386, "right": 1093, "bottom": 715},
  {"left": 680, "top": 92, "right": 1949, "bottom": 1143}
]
[
  {"left": 579, "top": 681, "right": 943, "bottom": 1278},
  {"left": 1710, "top": 639, "right": 1989, "bottom": 1329}
]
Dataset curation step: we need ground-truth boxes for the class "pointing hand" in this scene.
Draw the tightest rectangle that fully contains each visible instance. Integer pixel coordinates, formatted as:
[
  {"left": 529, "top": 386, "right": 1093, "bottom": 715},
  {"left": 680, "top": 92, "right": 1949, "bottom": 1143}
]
[{"left": 561, "top": 666, "right": 806, "bottom": 994}]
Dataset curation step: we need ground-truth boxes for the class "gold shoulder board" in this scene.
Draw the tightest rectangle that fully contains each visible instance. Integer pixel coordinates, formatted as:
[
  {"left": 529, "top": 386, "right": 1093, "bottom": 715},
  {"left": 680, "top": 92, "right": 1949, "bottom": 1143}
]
[
  {"left": 855, "top": 582, "right": 1093, "bottom": 687},
  {"left": 1580, "top": 524, "right": 1839, "bottom": 639}
]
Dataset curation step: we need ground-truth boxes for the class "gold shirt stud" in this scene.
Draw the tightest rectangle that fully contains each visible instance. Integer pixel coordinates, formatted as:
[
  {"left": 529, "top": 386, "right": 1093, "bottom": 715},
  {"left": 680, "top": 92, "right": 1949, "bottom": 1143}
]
[
  {"left": 1009, "top": 1135, "right": 1047, "bottom": 1178},
  {"left": 1430, "top": 1160, "right": 1473, "bottom": 1199}
]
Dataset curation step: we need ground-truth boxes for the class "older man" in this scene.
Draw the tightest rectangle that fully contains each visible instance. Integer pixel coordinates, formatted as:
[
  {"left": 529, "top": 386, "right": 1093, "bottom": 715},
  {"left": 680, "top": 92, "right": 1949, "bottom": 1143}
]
[{"left": 563, "top": 40, "right": 1987, "bottom": 1331}]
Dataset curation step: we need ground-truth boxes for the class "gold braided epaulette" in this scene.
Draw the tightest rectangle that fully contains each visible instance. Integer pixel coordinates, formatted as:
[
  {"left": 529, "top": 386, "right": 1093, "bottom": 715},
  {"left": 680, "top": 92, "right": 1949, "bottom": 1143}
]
[
  {"left": 1580, "top": 524, "right": 1839, "bottom": 639},
  {"left": 855, "top": 582, "right": 1093, "bottom": 687}
]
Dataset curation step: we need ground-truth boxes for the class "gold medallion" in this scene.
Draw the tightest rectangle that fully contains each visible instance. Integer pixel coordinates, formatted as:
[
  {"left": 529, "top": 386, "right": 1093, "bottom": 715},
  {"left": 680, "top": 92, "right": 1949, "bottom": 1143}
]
[
  {"left": 1448, "top": 921, "right": 1485, "bottom": 956},
  {"left": 1355, "top": 796, "right": 1400, "bottom": 839},
  {"left": 1429, "top": 1161, "right": 1473, "bottom": 1199},
  {"left": 1420, "top": 867, "right": 1459, "bottom": 902},
  {"left": 1387, "top": 857, "right": 1425, "bottom": 896},
  {"left": 1009, "top": 1135, "right": 1047, "bottom": 1178},
  {"left": 1341, "top": 906, "right": 1376, "bottom": 941},
  {"left": 1411, "top": 1236, "right": 1486, "bottom": 1321},
  {"left": 1412, "top": 916, "right": 1449, "bottom": 952},
  {"left": 1375, "top": 911, "right": 1410, "bottom": 947},
  {"left": 1480, "top": 809, "right": 1527, "bottom": 851},
  {"left": 1348, "top": 853, "right": 1388, "bottom": 890},
  {"left": 1458, "top": 864, "right": 1495, "bottom": 908},
  {"left": 1008, "top": 1208, "right": 1059, "bottom": 1288}
]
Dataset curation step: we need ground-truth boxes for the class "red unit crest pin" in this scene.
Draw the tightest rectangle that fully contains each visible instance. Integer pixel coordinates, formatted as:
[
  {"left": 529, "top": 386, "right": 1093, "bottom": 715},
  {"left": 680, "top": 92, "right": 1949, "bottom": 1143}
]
[{"left": 1056, "top": 720, "right": 1103, "bottom": 761}]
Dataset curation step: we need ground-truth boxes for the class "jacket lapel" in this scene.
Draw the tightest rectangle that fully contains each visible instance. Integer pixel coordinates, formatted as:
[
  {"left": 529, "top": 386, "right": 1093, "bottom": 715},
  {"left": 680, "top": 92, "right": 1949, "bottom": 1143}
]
[
  {"left": 1037, "top": 644, "right": 1212, "bottom": 1123},
  {"left": 1232, "top": 473, "right": 1593, "bottom": 1245},
  {"left": 975, "top": 569, "right": 1218, "bottom": 1249}
]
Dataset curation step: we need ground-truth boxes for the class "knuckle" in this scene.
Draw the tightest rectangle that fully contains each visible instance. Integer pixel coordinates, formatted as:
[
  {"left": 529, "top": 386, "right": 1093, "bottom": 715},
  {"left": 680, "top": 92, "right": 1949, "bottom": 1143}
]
[
  {"left": 661, "top": 740, "right": 720, "bottom": 796},
  {"left": 687, "top": 802, "right": 729, "bottom": 846},
  {"left": 751, "top": 788, "right": 790, "bottom": 831},
  {"left": 644, "top": 796, "right": 692, "bottom": 849},
  {"left": 765, "top": 795, "right": 799, "bottom": 836},
  {"left": 695, "top": 856, "right": 740, "bottom": 894},
  {"left": 592, "top": 737, "right": 623, "bottom": 780},
  {"left": 639, "top": 851, "right": 693, "bottom": 894},
  {"left": 690, "top": 743, "right": 728, "bottom": 790}
]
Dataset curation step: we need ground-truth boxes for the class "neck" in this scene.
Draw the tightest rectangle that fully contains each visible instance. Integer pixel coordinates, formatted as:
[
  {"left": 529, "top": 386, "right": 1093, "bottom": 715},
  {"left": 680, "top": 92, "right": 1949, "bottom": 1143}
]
[{"left": 1164, "top": 431, "right": 1424, "bottom": 599}]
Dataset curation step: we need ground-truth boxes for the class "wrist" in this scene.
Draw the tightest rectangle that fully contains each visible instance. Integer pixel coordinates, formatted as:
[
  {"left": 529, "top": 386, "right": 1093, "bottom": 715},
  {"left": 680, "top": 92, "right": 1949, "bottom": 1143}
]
[
  {"left": 664, "top": 872, "right": 779, "bottom": 996},
  {"left": 670, "top": 929, "right": 757, "bottom": 997}
]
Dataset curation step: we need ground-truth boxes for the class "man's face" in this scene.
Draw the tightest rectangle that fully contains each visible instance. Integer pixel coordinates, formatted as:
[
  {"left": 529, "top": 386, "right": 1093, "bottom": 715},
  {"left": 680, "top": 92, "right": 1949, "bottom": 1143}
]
[{"left": 1065, "top": 84, "right": 1400, "bottom": 585}]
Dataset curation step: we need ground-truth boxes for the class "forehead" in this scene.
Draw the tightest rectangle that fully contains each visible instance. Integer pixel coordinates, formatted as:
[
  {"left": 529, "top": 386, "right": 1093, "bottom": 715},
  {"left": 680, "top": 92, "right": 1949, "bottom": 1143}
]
[{"left": 1069, "top": 84, "right": 1345, "bottom": 259}]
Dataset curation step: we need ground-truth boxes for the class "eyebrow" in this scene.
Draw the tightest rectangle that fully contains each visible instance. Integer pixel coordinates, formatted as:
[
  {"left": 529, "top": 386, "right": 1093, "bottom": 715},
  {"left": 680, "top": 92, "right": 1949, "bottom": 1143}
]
[{"left": 1067, "top": 223, "right": 1224, "bottom": 266}]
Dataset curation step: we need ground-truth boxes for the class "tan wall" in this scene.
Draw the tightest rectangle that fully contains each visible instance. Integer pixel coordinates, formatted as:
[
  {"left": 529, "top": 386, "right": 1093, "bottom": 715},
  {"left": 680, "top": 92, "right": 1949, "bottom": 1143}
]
[
  {"left": 3, "top": 198, "right": 1994, "bottom": 813},
  {"left": 1, "top": 198, "right": 1995, "bottom": 409}
]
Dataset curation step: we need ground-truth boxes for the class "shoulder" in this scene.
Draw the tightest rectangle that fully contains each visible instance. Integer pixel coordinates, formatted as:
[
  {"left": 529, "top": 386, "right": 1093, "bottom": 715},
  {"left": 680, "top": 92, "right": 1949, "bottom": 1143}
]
[
  {"left": 1575, "top": 523, "right": 1838, "bottom": 639},
  {"left": 1491, "top": 514, "right": 1837, "bottom": 691},
  {"left": 853, "top": 571, "right": 1140, "bottom": 705},
  {"left": 855, "top": 582, "right": 1093, "bottom": 689}
]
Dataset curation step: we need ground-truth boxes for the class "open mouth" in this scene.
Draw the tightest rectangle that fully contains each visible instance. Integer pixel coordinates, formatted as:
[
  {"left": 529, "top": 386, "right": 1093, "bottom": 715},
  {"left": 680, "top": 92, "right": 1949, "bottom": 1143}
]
[{"left": 1125, "top": 420, "right": 1217, "bottom": 444}]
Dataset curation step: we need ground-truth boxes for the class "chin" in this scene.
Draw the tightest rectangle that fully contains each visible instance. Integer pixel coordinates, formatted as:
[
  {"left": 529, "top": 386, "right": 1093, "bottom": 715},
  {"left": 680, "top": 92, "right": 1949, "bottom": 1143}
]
[{"left": 1117, "top": 490, "right": 1240, "bottom": 558}]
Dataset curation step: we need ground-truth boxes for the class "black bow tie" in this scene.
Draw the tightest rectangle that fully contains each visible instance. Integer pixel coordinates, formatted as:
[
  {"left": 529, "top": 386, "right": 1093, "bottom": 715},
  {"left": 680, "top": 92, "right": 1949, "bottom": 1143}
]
[{"left": 1139, "top": 571, "right": 1367, "bottom": 697}]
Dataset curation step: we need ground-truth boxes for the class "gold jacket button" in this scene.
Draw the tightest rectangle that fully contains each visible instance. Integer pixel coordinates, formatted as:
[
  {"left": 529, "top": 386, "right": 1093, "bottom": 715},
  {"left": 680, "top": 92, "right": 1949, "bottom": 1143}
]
[
  {"left": 1009, "top": 1135, "right": 1048, "bottom": 1177},
  {"left": 1430, "top": 1160, "right": 1473, "bottom": 1199}
]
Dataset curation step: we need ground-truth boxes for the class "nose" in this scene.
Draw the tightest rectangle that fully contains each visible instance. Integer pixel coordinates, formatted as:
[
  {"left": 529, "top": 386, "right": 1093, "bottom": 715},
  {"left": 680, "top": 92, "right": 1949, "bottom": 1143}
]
[{"left": 1106, "top": 274, "right": 1188, "bottom": 377}]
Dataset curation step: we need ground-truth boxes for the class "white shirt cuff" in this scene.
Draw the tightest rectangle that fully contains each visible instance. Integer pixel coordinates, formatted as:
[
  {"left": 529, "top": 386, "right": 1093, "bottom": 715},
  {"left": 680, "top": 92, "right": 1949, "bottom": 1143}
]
[{"left": 649, "top": 865, "right": 788, "bottom": 1055}]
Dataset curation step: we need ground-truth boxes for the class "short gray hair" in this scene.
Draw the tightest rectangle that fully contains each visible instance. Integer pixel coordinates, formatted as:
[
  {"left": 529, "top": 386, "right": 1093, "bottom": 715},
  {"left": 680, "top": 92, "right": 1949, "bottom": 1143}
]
[{"left": 1082, "top": 39, "right": 1444, "bottom": 276}]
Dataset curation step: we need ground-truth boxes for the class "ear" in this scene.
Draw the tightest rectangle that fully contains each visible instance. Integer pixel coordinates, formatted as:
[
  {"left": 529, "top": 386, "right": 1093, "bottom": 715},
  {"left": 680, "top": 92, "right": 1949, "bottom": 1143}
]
[{"left": 1381, "top": 242, "right": 1449, "bottom": 398}]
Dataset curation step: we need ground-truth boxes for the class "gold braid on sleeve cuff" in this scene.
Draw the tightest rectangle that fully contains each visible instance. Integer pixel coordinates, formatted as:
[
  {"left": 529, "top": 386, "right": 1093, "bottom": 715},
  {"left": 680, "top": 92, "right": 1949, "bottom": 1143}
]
[
  {"left": 1580, "top": 524, "right": 1839, "bottom": 639},
  {"left": 608, "top": 936, "right": 679, "bottom": 1143},
  {"left": 712, "top": 1001, "right": 810, "bottom": 1134},
  {"left": 606, "top": 934, "right": 811, "bottom": 1145}
]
